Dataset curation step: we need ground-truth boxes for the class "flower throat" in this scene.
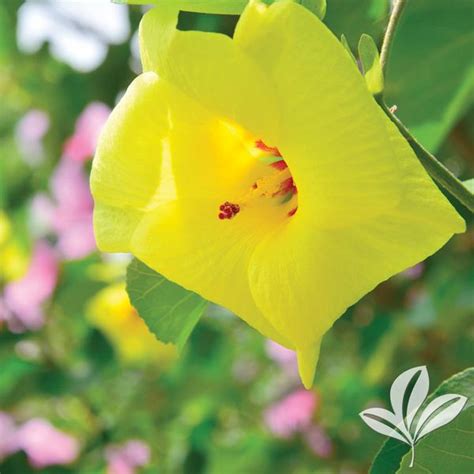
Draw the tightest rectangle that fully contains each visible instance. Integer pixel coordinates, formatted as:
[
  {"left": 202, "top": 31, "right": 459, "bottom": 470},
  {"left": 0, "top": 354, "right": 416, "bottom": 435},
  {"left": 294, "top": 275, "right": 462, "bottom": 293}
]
[{"left": 218, "top": 140, "right": 298, "bottom": 220}]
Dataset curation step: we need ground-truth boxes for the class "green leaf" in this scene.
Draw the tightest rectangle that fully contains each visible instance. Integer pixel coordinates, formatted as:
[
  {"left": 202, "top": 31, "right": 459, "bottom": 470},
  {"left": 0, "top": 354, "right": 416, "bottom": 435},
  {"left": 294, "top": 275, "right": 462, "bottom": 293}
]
[
  {"left": 324, "top": 0, "right": 388, "bottom": 50},
  {"left": 385, "top": 0, "right": 474, "bottom": 152},
  {"left": 358, "top": 33, "right": 384, "bottom": 95},
  {"left": 397, "top": 408, "right": 473, "bottom": 473},
  {"left": 341, "top": 34, "right": 357, "bottom": 64},
  {"left": 370, "top": 368, "right": 474, "bottom": 474},
  {"left": 296, "top": 0, "right": 327, "bottom": 19},
  {"left": 126, "top": 258, "right": 208, "bottom": 350},
  {"left": 463, "top": 178, "right": 474, "bottom": 194},
  {"left": 0, "top": 356, "right": 37, "bottom": 398}
]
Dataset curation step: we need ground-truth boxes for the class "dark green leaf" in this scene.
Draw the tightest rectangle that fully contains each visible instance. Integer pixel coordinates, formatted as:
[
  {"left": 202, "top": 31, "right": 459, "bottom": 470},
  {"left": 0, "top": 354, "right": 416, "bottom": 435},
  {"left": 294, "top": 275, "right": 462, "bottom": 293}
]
[
  {"left": 385, "top": 0, "right": 474, "bottom": 152},
  {"left": 325, "top": 0, "right": 388, "bottom": 50},
  {"left": 126, "top": 258, "right": 207, "bottom": 350},
  {"left": 370, "top": 368, "right": 474, "bottom": 473},
  {"left": 297, "top": 0, "right": 327, "bottom": 19},
  {"left": 397, "top": 407, "right": 473, "bottom": 473}
]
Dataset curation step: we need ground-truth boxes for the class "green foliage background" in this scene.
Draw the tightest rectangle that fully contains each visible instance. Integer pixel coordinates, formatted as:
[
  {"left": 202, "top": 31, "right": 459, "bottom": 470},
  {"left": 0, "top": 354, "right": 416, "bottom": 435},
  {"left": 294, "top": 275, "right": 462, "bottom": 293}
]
[{"left": 0, "top": 0, "right": 472, "bottom": 473}]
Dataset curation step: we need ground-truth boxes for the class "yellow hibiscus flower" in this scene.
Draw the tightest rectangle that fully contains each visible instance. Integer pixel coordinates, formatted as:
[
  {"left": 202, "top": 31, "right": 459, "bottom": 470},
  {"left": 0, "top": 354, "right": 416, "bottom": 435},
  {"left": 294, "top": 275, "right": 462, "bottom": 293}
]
[
  {"left": 87, "top": 284, "right": 176, "bottom": 365},
  {"left": 91, "top": 1, "right": 464, "bottom": 387}
]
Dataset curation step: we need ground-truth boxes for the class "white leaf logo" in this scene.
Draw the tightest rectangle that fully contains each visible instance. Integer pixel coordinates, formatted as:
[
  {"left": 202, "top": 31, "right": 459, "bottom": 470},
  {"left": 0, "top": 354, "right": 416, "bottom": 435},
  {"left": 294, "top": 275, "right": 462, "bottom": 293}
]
[{"left": 359, "top": 366, "right": 467, "bottom": 468}]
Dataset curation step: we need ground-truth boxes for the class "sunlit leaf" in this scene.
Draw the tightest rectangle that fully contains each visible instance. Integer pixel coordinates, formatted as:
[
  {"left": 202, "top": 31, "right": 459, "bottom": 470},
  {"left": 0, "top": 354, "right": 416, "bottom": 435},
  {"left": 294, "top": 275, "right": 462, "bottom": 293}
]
[
  {"left": 340, "top": 34, "right": 357, "bottom": 64},
  {"left": 126, "top": 258, "right": 208, "bottom": 350},
  {"left": 358, "top": 33, "right": 384, "bottom": 95},
  {"left": 463, "top": 178, "right": 474, "bottom": 193},
  {"left": 297, "top": 0, "right": 327, "bottom": 19}
]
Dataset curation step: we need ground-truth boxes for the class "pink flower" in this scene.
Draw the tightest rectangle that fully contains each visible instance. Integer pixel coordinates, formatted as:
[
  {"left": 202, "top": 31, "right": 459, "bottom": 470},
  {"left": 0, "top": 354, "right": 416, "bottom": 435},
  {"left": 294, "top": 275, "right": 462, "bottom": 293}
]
[
  {"left": 27, "top": 102, "right": 107, "bottom": 259},
  {"left": 31, "top": 159, "right": 96, "bottom": 260},
  {"left": 10, "top": 418, "right": 79, "bottom": 468},
  {"left": 303, "top": 425, "right": 333, "bottom": 458},
  {"left": 1, "top": 241, "right": 58, "bottom": 332},
  {"left": 15, "top": 109, "right": 50, "bottom": 165},
  {"left": 264, "top": 389, "right": 318, "bottom": 438},
  {"left": 402, "top": 263, "right": 424, "bottom": 280},
  {"left": 105, "top": 440, "right": 151, "bottom": 474},
  {"left": 0, "top": 412, "right": 17, "bottom": 460},
  {"left": 266, "top": 340, "right": 297, "bottom": 368},
  {"left": 50, "top": 159, "right": 96, "bottom": 259},
  {"left": 63, "top": 102, "right": 110, "bottom": 163}
]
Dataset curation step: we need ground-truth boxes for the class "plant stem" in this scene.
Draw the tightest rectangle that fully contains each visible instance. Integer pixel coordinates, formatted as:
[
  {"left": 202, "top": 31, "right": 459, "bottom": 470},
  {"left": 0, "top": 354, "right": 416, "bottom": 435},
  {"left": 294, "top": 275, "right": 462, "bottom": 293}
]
[
  {"left": 410, "top": 445, "right": 415, "bottom": 468},
  {"left": 380, "top": 0, "right": 408, "bottom": 74},
  {"left": 379, "top": 101, "right": 474, "bottom": 212},
  {"left": 377, "top": 0, "right": 474, "bottom": 211}
]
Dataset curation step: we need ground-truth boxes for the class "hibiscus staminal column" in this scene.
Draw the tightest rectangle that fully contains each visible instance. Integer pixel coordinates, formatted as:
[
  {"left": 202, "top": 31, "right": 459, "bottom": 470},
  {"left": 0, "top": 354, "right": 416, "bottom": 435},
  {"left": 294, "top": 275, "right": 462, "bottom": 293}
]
[{"left": 218, "top": 140, "right": 298, "bottom": 221}]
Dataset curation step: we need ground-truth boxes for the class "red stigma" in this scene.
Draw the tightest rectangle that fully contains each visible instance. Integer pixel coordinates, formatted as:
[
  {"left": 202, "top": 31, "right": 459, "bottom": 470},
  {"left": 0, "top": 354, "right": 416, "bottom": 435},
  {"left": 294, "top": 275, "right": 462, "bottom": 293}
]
[
  {"left": 271, "top": 160, "right": 288, "bottom": 170},
  {"left": 255, "top": 140, "right": 282, "bottom": 157},
  {"left": 218, "top": 201, "right": 240, "bottom": 220},
  {"left": 288, "top": 207, "right": 298, "bottom": 217}
]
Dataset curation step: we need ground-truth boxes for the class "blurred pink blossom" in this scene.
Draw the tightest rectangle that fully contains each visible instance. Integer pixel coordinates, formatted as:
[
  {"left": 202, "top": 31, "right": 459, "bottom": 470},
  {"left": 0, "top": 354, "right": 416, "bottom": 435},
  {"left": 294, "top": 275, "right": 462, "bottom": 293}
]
[
  {"left": 31, "top": 158, "right": 96, "bottom": 259},
  {"left": 0, "top": 412, "right": 16, "bottom": 460},
  {"left": 9, "top": 418, "right": 79, "bottom": 469},
  {"left": 63, "top": 102, "right": 110, "bottom": 162},
  {"left": 303, "top": 425, "right": 333, "bottom": 458},
  {"left": 15, "top": 109, "right": 50, "bottom": 165},
  {"left": 27, "top": 102, "right": 105, "bottom": 259},
  {"left": 105, "top": 440, "right": 151, "bottom": 474},
  {"left": 1, "top": 241, "right": 58, "bottom": 332},
  {"left": 402, "top": 263, "right": 424, "bottom": 280},
  {"left": 264, "top": 389, "right": 318, "bottom": 438},
  {"left": 266, "top": 340, "right": 297, "bottom": 368},
  {"left": 50, "top": 159, "right": 96, "bottom": 258}
]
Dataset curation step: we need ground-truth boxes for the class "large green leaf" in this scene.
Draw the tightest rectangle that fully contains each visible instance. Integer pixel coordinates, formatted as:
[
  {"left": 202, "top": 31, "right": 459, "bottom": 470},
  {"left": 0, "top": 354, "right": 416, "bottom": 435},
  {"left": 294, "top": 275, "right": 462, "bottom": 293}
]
[
  {"left": 397, "top": 407, "right": 473, "bottom": 473},
  {"left": 370, "top": 368, "right": 474, "bottom": 473},
  {"left": 126, "top": 258, "right": 208, "bottom": 350},
  {"left": 385, "top": 0, "right": 474, "bottom": 152}
]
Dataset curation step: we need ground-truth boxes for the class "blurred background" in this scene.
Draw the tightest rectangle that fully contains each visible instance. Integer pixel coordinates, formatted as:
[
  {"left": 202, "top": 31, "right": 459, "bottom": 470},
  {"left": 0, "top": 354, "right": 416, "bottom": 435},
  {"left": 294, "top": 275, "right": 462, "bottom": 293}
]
[{"left": 0, "top": 0, "right": 472, "bottom": 473}]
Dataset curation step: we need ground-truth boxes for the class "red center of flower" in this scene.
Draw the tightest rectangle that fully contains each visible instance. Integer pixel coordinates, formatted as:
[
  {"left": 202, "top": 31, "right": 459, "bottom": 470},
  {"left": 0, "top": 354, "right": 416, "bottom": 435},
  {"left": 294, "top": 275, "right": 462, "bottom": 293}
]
[
  {"left": 255, "top": 139, "right": 282, "bottom": 157},
  {"left": 218, "top": 201, "right": 241, "bottom": 220},
  {"left": 218, "top": 140, "right": 298, "bottom": 220}
]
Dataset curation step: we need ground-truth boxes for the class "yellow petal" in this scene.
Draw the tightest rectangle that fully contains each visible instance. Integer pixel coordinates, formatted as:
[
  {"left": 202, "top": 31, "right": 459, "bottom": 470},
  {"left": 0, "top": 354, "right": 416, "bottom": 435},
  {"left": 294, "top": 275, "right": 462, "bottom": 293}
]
[
  {"left": 297, "top": 343, "right": 321, "bottom": 390},
  {"left": 235, "top": 0, "right": 401, "bottom": 227},
  {"left": 139, "top": 4, "right": 279, "bottom": 143},
  {"left": 91, "top": 72, "right": 168, "bottom": 251},
  {"left": 248, "top": 108, "right": 464, "bottom": 382},
  {"left": 93, "top": 64, "right": 291, "bottom": 346}
]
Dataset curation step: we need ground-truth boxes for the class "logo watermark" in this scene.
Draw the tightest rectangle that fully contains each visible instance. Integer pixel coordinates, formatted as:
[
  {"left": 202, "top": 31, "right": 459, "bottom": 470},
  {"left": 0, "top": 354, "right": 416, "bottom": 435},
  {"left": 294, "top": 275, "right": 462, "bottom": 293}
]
[{"left": 359, "top": 366, "right": 467, "bottom": 467}]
